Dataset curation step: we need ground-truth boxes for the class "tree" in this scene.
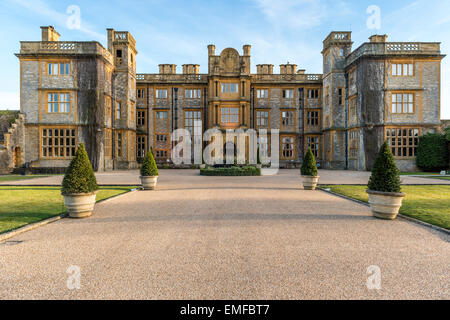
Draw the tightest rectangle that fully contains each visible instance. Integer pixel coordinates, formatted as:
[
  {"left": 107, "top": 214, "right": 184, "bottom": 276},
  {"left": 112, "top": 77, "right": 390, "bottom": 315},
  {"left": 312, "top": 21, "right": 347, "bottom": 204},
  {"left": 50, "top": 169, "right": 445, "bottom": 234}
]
[
  {"left": 301, "top": 148, "right": 318, "bottom": 176},
  {"left": 140, "top": 150, "right": 159, "bottom": 176},
  {"left": 61, "top": 143, "right": 98, "bottom": 194},
  {"left": 368, "top": 141, "right": 401, "bottom": 193}
]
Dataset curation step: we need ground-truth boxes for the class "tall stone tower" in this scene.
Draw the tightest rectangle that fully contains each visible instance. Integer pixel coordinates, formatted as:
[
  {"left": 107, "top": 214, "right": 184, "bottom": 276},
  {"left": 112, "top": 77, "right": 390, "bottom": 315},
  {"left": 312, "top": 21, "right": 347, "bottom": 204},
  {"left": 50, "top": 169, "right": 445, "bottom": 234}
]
[
  {"left": 322, "top": 32, "right": 352, "bottom": 169},
  {"left": 107, "top": 29, "right": 138, "bottom": 169}
]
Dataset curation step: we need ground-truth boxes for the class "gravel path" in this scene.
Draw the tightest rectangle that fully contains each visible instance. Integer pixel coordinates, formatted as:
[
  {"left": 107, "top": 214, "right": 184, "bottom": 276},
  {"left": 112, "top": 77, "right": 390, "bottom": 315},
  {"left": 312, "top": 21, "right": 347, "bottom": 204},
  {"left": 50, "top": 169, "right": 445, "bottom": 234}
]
[
  {"left": 0, "top": 171, "right": 449, "bottom": 299},
  {"left": 1, "top": 169, "right": 449, "bottom": 186}
]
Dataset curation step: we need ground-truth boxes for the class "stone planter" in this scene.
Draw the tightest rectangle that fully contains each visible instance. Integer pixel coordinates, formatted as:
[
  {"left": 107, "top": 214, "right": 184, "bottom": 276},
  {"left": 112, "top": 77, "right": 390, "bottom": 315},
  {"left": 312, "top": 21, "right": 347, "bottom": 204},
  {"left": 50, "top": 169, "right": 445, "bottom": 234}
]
[
  {"left": 301, "top": 175, "right": 319, "bottom": 190},
  {"left": 199, "top": 164, "right": 206, "bottom": 169},
  {"left": 366, "top": 190, "right": 406, "bottom": 220},
  {"left": 63, "top": 192, "right": 97, "bottom": 218},
  {"left": 140, "top": 175, "right": 158, "bottom": 190}
]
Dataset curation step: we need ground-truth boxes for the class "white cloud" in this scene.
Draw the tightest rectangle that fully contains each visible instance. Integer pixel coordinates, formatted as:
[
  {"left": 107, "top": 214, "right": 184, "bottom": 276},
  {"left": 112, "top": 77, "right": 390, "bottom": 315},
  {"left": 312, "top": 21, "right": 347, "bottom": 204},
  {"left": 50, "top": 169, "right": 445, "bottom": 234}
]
[{"left": 0, "top": 91, "right": 20, "bottom": 110}]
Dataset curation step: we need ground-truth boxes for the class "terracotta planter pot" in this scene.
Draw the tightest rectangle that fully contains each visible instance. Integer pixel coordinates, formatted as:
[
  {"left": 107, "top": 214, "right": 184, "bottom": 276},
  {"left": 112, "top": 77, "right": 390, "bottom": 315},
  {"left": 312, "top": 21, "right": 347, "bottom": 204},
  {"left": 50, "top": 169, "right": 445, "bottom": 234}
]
[
  {"left": 63, "top": 192, "right": 97, "bottom": 218},
  {"left": 366, "top": 190, "right": 406, "bottom": 220},
  {"left": 140, "top": 175, "right": 158, "bottom": 190},
  {"left": 301, "top": 175, "right": 319, "bottom": 190}
]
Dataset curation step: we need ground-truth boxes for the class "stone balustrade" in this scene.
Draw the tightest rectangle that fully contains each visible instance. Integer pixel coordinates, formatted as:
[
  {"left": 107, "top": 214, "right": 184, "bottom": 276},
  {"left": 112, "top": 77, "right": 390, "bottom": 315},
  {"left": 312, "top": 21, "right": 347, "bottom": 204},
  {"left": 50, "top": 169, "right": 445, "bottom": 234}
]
[
  {"left": 346, "top": 42, "right": 441, "bottom": 66},
  {"left": 136, "top": 73, "right": 208, "bottom": 83},
  {"left": 19, "top": 41, "right": 114, "bottom": 64},
  {"left": 253, "top": 73, "right": 322, "bottom": 83}
]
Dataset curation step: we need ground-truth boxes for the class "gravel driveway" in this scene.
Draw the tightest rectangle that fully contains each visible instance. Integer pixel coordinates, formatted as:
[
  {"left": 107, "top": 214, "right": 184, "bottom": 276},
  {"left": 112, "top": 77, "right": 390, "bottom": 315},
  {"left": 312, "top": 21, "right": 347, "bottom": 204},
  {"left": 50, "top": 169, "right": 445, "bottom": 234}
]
[{"left": 0, "top": 170, "right": 449, "bottom": 299}]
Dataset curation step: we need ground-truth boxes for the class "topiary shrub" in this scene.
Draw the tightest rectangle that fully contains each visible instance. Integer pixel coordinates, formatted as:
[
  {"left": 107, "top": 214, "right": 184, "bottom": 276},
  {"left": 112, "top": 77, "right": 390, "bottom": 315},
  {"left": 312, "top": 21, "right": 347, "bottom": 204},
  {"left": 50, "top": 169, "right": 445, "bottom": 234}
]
[
  {"left": 301, "top": 148, "right": 318, "bottom": 176},
  {"left": 140, "top": 150, "right": 159, "bottom": 176},
  {"left": 368, "top": 141, "right": 401, "bottom": 193},
  {"left": 416, "top": 133, "right": 448, "bottom": 172},
  {"left": 61, "top": 143, "right": 98, "bottom": 195}
]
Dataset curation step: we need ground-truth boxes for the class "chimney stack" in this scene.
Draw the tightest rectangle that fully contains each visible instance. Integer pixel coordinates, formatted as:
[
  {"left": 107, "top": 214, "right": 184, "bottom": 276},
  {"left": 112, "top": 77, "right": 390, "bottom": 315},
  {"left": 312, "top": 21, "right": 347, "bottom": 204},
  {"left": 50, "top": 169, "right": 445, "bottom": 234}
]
[
  {"left": 208, "top": 44, "right": 215, "bottom": 56},
  {"left": 369, "top": 34, "right": 388, "bottom": 43},
  {"left": 243, "top": 44, "right": 251, "bottom": 56},
  {"left": 41, "top": 26, "right": 60, "bottom": 41}
]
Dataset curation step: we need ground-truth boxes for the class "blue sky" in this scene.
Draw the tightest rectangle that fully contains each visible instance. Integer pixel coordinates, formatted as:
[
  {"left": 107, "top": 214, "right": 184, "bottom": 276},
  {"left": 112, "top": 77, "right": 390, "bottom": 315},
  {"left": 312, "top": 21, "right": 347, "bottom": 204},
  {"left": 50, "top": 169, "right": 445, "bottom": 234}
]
[{"left": 1, "top": 0, "right": 449, "bottom": 118}]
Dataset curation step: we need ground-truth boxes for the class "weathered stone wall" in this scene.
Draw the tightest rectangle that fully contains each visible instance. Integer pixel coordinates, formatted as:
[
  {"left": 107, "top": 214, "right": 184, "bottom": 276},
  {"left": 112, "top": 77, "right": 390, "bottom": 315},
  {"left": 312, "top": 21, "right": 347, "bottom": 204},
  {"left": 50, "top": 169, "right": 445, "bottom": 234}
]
[
  {"left": 0, "top": 113, "right": 25, "bottom": 173},
  {"left": 21, "top": 61, "right": 39, "bottom": 124},
  {"left": 76, "top": 57, "right": 105, "bottom": 171},
  {"left": 421, "top": 61, "right": 441, "bottom": 125},
  {"left": 322, "top": 40, "right": 350, "bottom": 169},
  {"left": 357, "top": 59, "right": 385, "bottom": 170}
]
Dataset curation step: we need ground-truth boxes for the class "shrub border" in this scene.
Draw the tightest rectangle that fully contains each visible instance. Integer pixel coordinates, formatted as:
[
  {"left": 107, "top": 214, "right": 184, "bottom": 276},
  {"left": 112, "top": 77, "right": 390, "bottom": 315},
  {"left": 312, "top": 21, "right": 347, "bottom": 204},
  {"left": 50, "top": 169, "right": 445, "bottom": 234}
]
[{"left": 200, "top": 166, "right": 261, "bottom": 176}]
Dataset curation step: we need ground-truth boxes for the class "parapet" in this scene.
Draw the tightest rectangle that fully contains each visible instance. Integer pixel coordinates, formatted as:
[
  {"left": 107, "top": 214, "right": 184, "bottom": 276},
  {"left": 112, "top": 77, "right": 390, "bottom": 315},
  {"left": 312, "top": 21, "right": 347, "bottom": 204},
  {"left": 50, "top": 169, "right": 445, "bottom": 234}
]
[{"left": 323, "top": 31, "right": 352, "bottom": 51}]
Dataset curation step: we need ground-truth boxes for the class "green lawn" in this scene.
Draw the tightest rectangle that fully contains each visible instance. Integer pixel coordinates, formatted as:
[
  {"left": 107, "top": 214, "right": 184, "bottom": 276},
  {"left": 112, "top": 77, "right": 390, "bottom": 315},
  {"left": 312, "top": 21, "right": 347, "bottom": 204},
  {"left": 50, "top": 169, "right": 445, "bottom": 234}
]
[
  {"left": 0, "top": 175, "right": 50, "bottom": 182},
  {"left": 0, "top": 186, "right": 135, "bottom": 234},
  {"left": 321, "top": 185, "right": 450, "bottom": 230},
  {"left": 418, "top": 176, "right": 450, "bottom": 181},
  {"left": 399, "top": 172, "right": 440, "bottom": 176}
]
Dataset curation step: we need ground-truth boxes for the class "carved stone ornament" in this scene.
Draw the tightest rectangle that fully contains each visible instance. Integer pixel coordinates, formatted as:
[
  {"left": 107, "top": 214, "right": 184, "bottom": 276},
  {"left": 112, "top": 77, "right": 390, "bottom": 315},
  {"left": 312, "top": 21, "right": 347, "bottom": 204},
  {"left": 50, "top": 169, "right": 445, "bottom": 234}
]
[{"left": 219, "top": 48, "right": 240, "bottom": 74}]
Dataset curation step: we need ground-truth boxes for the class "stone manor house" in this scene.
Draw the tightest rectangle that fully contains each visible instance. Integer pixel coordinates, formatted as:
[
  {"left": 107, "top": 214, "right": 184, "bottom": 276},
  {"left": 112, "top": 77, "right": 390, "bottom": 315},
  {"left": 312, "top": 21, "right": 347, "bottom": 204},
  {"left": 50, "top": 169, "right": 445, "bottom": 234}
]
[{"left": 0, "top": 26, "right": 445, "bottom": 172}]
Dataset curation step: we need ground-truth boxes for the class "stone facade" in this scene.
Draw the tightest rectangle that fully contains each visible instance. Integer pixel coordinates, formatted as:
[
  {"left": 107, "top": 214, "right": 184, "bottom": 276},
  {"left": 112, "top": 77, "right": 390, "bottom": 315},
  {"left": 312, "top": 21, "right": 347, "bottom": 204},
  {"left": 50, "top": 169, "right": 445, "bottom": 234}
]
[
  {"left": 1, "top": 27, "right": 445, "bottom": 172},
  {"left": 14, "top": 26, "right": 137, "bottom": 172}
]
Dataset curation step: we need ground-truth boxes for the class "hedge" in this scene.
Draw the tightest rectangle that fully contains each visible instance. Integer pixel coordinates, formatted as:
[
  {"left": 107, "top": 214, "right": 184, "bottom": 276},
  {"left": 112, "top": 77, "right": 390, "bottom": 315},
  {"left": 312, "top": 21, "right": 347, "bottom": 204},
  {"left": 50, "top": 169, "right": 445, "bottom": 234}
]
[
  {"left": 200, "top": 166, "right": 261, "bottom": 176},
  {"left": 416, "top": 133, "right": 448, "bottom": 172}
]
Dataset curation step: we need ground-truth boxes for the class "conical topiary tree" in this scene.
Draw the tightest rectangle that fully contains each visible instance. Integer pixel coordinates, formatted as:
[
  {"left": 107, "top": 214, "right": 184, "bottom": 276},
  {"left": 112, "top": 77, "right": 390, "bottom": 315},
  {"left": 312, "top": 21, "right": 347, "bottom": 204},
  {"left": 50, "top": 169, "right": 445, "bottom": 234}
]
[
  {"left": 140, "top": 150, "right": 159, "bottom": 176},
  {"left": 301, "top": 148, "right": 318, "bottom": 176},
  {"left": 61, "top": 143, "right": 98, "bottom": 195},
  {"left": 368, "top": 141, "right": 401, "bottom": 193}
]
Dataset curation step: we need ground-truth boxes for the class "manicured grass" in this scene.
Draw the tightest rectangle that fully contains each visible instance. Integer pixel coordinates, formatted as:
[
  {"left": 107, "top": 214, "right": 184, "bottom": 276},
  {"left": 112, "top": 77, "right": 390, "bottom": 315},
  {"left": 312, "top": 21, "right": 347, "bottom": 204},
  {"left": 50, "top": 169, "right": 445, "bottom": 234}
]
[
  {"left": 0, "top": 186, "right": 135, "bottom": 234},
  {"left": 399, "top": 172, "right": 440, "bottom": 176},
  {"left": 321, "top": 185, "right": 450, "bottom": 230},
  {"left": 0, "top": 175, "right": 49, "bottom": 182},
  {"left": 418, "top": 176, "right": 450, "bottom": 181}
]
